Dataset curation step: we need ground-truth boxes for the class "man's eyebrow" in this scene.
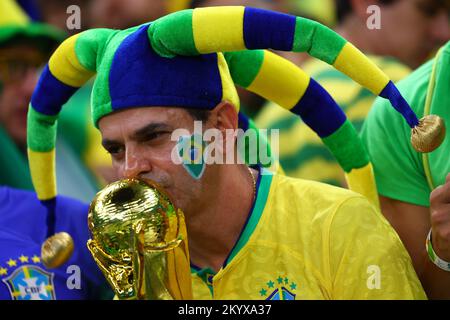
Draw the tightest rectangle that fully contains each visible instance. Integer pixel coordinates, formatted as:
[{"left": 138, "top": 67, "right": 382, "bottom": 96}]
[{"left": 131, "top": 122, "right": 171, "bottom": 140}]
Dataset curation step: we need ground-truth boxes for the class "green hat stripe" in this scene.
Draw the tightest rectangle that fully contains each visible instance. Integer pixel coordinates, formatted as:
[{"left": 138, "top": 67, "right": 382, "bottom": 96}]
[
  {"left": 322, "top": 120, "right": 369, "bottom": 172},
  {"left": 92, "top": 28, "right": 140, "bottom": 126},
  {"left": 223, "top": 50, "right": 264, "bottom": 88},
  {"left": 27, "top": 106, "right": 57, "bottom": 152},
  {"left": 148, "top": 9, "right": 198, "bottom": 58},
  {"left": 75, "top": 29, "right": 115, "bottom": 72},
  {"left": 293, "top": 17, "right": 347, "bottom": 65}
]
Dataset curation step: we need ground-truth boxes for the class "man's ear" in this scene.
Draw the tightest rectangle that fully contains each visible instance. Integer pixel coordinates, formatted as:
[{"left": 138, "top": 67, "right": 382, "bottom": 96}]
[
  {"left": 206, "top": 101, "right": 239, "bottom": 161},
  {"left": 209, "top": 101, "right": 239, "bottom": 132}
]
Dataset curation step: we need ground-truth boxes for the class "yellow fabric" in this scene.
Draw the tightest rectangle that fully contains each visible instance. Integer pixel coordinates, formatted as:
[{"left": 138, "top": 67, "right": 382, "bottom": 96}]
[
  {"left": 166, "top": 246, "right": 193, "bottom": 299},
  {"left": 255, "top": 56, "right": 411, "bottom": 187},
  {"left": 333, "top": 43, "right": 390, "bottom": 95},
  {"left": 193, "top": 6, "right": 246, "bottom": 54},
  {"left": 180, "top": 222, "right": 194, "bottom": 300},
  {"left": 192, "top": 275, "right": 213, "bottom": 300},
  {"left": 83, "top": 119, "right": 111, "bottom": 167},
  {"left": 247, "top": 50, "right": 310, "bottom": 110},
  {"left": 27, "top": 149, "right": 56, "bottom": 200},
  {"left": 191, "top": 174, "right": 425, "bottom": 299},
  {"left": 82, "top": 120, "right": 112, "bottom": 187},
  {"left": 217, "top": 53, "right": 240, "bottom": 110},
  {"left": 345, "top": 163, "right": 379, "bottom": 209},
  {"left": 0, "top": 0, "right": 29, "bottom": 26},
  {"left": 48, "top": 33, "right": 95, "bottom": 87},
  {"left": 290, "top": 158, "right": 342, "bottom": 183}
]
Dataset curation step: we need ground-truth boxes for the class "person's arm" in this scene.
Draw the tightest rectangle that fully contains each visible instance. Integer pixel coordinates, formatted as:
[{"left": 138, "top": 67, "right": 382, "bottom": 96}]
[
  {"left": 360, "top": 87, "right": 450, "bottom": 297},
  {"left": 371, "top": 170, "right": 450, "bottom": 300},
  {"left": 328, "top": 196, "right": 426, "bottom": 299},
  {"left": 379, "top": 196, "right": 430, "bottom": 274},
  {"left": 379, "top": 177, "right": 450, "bottom": 299}
]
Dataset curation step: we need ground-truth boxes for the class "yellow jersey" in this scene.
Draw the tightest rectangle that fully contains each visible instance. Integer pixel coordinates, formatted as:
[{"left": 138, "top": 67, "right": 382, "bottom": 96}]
[{"left": 191, "top": 169, "right": 425, "bottom": 300}]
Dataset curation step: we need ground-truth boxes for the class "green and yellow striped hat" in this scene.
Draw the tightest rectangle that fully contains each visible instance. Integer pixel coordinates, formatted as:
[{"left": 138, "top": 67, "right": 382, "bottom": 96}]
[{"left": 28, "top": 7, "right": 444, "bottom": 252}]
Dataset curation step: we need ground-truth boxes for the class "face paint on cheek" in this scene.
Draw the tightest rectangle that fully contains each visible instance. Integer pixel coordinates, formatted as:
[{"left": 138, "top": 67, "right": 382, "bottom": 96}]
[{"left": 176, "top": 134, "right": 207, "bottom": 180}]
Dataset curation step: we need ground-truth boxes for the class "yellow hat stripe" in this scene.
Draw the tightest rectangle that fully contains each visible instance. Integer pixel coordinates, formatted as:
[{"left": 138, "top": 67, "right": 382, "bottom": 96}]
[
  {"left": 192, "top": 6, "right": 246, "bottom": 54},
  {"left": 333, "top": 43, "right": 390, "bottom": 95},
  {"left": 217, "top": 53, "right": 240, "bottom": 110},
  {"left": 345, "top": 163, "right": 380, "bottom": 209},
  {"left": 247, "top": 50, "right": 310, "bottom": 110},
  {"left": 48, "top": 33, "right": 95, "bottom": 87},
  {"left": 27, "top": 149, "right": 57, "bottom": 200},
  {"left": 0, "top": 0, "right": 29, "bottom": 26}
]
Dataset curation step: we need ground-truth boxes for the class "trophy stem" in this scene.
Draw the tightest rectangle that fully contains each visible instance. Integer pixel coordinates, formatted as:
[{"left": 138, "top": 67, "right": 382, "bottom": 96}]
[{"left": 142, "top": 252, "right": 174, "bottom": 300}]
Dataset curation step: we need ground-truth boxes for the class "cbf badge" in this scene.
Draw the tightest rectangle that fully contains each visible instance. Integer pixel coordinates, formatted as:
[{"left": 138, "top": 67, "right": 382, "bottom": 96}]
[{"left": 2, "top": 265, "right": 56, "bottom": 300}]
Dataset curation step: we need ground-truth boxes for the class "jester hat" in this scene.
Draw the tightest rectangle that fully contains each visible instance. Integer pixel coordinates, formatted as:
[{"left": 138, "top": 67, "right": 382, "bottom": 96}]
[{"left": 28, "top": 7, "right": 444, "bottom": 261}]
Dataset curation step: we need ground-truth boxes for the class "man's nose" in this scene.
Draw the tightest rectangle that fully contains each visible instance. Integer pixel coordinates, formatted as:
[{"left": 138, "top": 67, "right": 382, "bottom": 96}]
[
  {"left": 123, "top": 148, "right": 152, "bottom": 179},
  {"left": 430, "top": 12, "right": 450, "bottom": 43}
]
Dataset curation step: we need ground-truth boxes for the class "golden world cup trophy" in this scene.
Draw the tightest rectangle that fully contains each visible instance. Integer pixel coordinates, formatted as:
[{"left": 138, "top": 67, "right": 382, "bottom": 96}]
[{"left": 86, "top": 178, "right": 193, "bottom": 300}]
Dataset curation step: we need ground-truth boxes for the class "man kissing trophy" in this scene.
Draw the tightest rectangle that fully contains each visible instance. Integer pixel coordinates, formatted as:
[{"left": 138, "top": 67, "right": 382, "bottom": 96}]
[{"left": 87, "top": 178, "right": 193, "bottom": 300}]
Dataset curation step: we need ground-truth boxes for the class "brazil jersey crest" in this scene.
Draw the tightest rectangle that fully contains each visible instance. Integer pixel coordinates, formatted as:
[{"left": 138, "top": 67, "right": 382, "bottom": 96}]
[
  {"left": 2, "top": 263, "right": 56, "bottom": 300},
  {"left": 260, "top": 276, "right": 297, "bottom": 300}
]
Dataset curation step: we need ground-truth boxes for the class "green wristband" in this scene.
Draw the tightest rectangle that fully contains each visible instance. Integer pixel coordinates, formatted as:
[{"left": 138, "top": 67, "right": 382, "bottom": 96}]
[{"left": 426, "top": 229, "right": 450, "bottom": 272}]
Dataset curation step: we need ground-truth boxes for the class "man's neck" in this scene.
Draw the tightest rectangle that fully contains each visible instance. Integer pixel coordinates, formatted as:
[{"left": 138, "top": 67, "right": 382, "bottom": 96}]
[{"left": 186, "top": 165, "right": 258, "bottom": 273}]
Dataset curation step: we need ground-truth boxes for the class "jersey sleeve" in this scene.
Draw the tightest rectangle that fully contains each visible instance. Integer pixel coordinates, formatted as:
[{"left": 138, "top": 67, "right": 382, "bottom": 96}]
[
  {"left": 361, "top": 68, "right": 432, "bottom": 207},
  {"left": 327, "top": 196, "right": 427, "bottom": 299}
]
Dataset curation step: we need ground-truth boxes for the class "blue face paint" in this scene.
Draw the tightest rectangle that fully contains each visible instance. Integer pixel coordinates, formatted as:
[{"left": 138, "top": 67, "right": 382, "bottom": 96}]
[{"left": 176, "top": 134, "right": 206, "bottom": 179}]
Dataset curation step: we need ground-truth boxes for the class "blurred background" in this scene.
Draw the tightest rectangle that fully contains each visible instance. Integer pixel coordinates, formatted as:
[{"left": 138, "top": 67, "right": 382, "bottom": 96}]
[{"left": 1, "top": 0, "right": 449, "bottom": 203}]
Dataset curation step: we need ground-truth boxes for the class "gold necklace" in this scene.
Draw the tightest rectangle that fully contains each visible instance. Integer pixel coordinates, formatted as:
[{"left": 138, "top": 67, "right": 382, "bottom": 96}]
[{"left": 247, "top": 166, "right": 256, "bottom": 201}]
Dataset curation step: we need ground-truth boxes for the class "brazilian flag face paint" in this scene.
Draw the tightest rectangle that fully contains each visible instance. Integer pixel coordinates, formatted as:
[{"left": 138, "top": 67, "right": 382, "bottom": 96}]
[{"left": 176, "top": 134, "right": 207, "bottom": 179}]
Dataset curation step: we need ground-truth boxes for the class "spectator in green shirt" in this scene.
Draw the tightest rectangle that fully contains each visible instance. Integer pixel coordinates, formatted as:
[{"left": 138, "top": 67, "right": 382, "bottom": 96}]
[{"left": 362, "top": 41, "right": 450, "bottom": 299}]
